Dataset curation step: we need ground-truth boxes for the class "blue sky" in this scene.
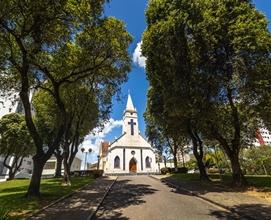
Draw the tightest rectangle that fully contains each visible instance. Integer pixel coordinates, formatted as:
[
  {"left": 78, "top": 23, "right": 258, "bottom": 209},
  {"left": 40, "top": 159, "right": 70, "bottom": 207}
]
[{"left": 82, "top": 0, "right": 271, "bottom": 164}]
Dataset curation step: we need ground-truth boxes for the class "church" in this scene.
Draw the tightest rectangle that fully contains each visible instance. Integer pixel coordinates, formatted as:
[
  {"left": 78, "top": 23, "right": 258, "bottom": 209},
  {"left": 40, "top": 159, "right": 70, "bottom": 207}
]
[{"left": 98, "top": 94, "right": 158, "bottom": 174}]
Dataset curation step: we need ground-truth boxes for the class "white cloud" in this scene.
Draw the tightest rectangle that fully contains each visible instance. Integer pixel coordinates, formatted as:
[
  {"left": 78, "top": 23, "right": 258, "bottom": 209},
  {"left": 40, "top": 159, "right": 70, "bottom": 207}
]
[
  {"left": 79, "top": 118, "right": 122, "bottom": 158},
  {"left": 133, "top": 41, "right": 147, "bottom": 68}
]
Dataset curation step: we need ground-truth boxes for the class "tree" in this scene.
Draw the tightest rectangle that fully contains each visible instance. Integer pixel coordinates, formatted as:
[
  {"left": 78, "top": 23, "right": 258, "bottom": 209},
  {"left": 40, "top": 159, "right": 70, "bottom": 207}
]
[
  {"left": 0, "top": 0, "right": 132, "bottom": 197},
  {"left": 145, "top": 111, "right": 179, "bottom": 170},
  {"left": 33, "top": 82, "right": 108, "bottom": 185},
  {"left": 0, "top": 113, "right": 34, "bottom": 180},
  {"left": 142, "top": 0, "right": 271, "bottom": 186},
  {"left": 194, "top": 0, "right": 271, "bottom": 187},
  {"left": 142, "top": 0, "right": 210, "bottom": 181}
]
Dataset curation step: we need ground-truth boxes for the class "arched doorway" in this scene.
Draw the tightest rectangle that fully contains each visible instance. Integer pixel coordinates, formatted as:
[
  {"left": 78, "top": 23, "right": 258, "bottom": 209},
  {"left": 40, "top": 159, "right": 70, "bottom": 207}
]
[{"left": 129, "top": 158, "right": 137, "bottom": 173}]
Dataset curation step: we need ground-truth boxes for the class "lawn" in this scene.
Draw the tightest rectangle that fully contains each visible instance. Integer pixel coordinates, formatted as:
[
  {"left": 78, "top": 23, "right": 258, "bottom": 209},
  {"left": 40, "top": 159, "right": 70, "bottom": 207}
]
[
  {"left": 171, "top": 173, "right": 271, "bottom": 190},
  {"left": 0, "top": 176, "right": 93, "bottom": 219}
]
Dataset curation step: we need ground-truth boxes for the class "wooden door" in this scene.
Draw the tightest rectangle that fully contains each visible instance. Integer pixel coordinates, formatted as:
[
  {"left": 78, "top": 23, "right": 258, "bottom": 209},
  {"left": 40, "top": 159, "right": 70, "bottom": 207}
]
[{"left": 129, "top": 158, "right": 137, "bottom": 173}]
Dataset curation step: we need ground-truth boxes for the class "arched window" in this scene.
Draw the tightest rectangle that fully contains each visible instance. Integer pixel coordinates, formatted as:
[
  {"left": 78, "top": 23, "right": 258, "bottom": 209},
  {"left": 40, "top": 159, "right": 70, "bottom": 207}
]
[
  {"left": 114, "top": 156, "right": 120, "bottom": 169},
  {"left": 145, "top": 156, "right": 151, "bottom": 168}
]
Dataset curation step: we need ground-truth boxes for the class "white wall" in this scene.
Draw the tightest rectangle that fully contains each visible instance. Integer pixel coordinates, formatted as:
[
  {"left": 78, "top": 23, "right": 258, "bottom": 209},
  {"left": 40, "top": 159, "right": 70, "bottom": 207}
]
[{"left": 104, "top": 147, "right": 157, "bottom": 174}]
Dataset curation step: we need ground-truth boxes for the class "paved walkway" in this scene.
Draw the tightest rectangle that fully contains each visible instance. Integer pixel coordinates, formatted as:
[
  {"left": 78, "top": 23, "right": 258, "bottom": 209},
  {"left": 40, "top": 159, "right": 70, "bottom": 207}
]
[
  {"left": 152, "top": 175, "right": 271, "bottom": 220},
  {"left": 94, "top": 176, "right": 235, "bottom": 220},
  {"left": 27, "top": 176, "right": 116, "bottom": 220}
]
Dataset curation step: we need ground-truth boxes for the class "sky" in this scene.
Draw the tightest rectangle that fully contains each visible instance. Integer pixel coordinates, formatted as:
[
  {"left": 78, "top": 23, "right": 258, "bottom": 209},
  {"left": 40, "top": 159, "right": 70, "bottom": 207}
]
[{"left": 81, "top": 0, "right": 271, "bottom": 165}]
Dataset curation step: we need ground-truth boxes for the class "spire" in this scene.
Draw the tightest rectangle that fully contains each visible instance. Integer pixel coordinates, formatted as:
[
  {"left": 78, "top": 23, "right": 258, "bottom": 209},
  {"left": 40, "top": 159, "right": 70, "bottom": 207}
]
[{"left": 126, "top": 93, "right": 136, "bottom": 112}]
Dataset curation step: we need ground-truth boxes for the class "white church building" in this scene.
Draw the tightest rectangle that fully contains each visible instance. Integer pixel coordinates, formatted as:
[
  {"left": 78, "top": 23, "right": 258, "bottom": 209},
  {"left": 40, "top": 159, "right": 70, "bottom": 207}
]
[{"left": 98, "top": 94, "right": 158, "bottom": 174}]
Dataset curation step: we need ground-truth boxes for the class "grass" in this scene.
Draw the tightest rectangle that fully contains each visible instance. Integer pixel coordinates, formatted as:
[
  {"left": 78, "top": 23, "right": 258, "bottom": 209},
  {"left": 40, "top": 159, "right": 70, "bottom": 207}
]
[
  {"left": 0, "top": 176, "right": 93, "bottom": 219},
  {"left": 171, "top": 173, "right": 271, "bottom": 191}
]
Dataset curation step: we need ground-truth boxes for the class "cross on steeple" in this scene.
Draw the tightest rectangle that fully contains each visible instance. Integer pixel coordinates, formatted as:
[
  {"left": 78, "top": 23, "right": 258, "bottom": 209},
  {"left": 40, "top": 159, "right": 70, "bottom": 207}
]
[{"left": 128, "top": 119, "right": 136, "bottom": 135}]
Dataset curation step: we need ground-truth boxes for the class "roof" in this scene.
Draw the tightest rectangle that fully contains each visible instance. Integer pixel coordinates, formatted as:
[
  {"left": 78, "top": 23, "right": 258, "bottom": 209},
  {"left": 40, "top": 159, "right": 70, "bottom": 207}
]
[
  {"left": 101, "top": 142, "right": 110, "bottom": 156},
  {"left": 126, "top": 94, "right": 136, "bottom": 112}
]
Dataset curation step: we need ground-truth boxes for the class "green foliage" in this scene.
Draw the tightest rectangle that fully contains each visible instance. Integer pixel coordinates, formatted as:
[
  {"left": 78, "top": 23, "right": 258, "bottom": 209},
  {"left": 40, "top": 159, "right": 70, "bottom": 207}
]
[
  {"left": 161, "top": 167, "right": 170, "bottom": 175},
  {"left": 0, "top": 0, "right": 132, "bottom": 196},
  {"left": 204, "top": 145, "right": 230, "bottom": 170},
  {"left": 0, "top": 113, "right": 34, "bottom": 158},
  {"left": 185, "top": 156, "right": 198, "bottom": 170},
  {"left": 142, "top": 0, "right": 271, "bottom": 186},
  {"left": 0, "top": 206, "right": 10, "bottom": 220},
  {"left": 242, "top": 145, "right": 271, "bottom": 175},
  {"left": 176, "top": 167, "right": 188, "bottom": 174}
]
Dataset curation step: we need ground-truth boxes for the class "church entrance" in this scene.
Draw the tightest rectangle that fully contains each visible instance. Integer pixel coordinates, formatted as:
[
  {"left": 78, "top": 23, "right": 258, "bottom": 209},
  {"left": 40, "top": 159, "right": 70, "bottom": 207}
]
[{"left": 129, "top": 158, "right": 137, "bottom": 173}]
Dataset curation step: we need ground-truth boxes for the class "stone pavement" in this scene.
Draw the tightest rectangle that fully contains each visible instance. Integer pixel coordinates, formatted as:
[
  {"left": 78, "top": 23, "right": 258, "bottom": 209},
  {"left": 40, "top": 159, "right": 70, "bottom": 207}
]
[
  {"left": 152, "top": 175, "right": 271, "bottom": 220},
  {"left": 95, "top": 175, "right": 235, "bottom": 220},
  {"left": 27, "top": 176, "right": 116, "bottom": 220}
]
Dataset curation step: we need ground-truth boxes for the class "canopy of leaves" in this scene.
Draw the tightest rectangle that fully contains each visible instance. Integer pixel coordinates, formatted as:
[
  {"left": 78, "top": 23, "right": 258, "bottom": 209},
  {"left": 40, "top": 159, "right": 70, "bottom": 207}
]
[
  {"left": 142, "top": 0, "right": 271, "bottom": 149},
  {"left": 0, "top": 0, "right": 132, "bottom": 152},
  {"left": 0, "top": 113, "right": 34, "bottom": 156},
  {"left": 242, "top": 145, "right": 271, "bottom": 175}
]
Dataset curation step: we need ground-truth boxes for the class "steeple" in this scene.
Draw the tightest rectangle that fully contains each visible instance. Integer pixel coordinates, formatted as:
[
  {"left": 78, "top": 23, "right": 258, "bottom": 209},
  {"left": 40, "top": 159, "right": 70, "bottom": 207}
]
[
  {"left": 126, "top": 93, "right": 136, "bottom": 112},
  {"left": 123, "top": 93, "right": 139, "bottom": 135},
  {"left": 125, "top": 93, "right": 136, "bottom": 113}
]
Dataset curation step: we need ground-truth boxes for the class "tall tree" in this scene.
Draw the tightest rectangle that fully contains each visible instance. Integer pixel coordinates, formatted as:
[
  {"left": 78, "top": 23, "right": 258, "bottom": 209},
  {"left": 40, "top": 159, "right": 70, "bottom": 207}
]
[
  {"left": 142, "top": 0, "right": 271, "bottom": 186},
  {"left": 0, "top": 0, "right": 132, "bottom": 197},
  {"left": 33, "top": 82, "right": 111, "bottom": 185},
  {"left": 194, "top": 0, "right": 271, "bottom": 186},
  {"left": 142, "top": 1, "right": 210, "bottom": 180},
  {"left": 0, "top": 113, "right": 34, "bottom": 180},
  {"left": 145, "top": 111, "right": 179, "bottom": 170}
]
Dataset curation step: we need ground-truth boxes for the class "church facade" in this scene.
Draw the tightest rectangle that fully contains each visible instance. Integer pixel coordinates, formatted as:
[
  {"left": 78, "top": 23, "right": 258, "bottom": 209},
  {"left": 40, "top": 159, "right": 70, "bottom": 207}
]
[{"left": 98, "top": 94, "right": 158, "bottom": 174}]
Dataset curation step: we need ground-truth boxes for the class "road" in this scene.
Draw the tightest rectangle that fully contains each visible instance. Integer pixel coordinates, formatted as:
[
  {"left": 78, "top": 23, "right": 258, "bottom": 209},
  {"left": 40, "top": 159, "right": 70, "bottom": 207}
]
[{"left": 94, "top": 176, "right": 239, "bottom": 220}]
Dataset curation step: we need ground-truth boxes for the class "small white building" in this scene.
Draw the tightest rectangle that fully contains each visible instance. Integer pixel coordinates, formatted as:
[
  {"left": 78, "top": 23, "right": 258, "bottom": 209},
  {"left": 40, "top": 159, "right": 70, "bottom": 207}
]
[
  {"left": 99, "top": 94, "right": 158, "bottom": 174},
  {"left": 42, "top": 156, "right": 82, "bottom": 176}
]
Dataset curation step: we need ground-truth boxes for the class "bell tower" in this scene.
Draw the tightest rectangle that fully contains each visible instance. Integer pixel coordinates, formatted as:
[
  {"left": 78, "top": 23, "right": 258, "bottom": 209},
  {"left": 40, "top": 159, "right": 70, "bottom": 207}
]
[{"left": 123, "top": 93, "right": 139, "bottom": 136}]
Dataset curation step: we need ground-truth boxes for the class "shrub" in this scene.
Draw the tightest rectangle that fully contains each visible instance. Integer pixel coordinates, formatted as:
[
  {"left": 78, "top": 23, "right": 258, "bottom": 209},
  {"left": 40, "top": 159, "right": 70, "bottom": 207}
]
[
  {"left": 91, "top": 170, "right": 103, "bottom": 178},
  {"left": 0, "top": 206, "right": 10, "bottom": 220},
  {"left": 70, "top": 170, "right": 104, "bottom": 178},
  {"left": 208, "top": 168, "right": 220, "bottom": 174},
  {"left": 177, "top": 167, "right": 188, "bottom": 173},
  {"left": 161, "top": 167, "right": 170, "bottom": 174}
]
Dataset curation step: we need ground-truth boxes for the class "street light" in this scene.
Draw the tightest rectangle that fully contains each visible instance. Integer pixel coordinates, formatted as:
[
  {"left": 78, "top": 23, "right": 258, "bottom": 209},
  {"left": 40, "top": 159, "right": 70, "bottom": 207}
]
[
  {"left": 97, "top": 155, "right": 100, "bottom": 170},
  {"left": 86, "top": 148, "right": 92, "bottom": 170},
  {"left": 80, "top": 147, "right": 92, "bottom": 170}
]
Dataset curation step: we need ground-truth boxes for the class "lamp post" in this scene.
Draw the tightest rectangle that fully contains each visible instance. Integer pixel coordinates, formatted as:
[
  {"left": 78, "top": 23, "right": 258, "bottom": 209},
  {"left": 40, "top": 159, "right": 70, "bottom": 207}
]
[
  {"left": 81, "top": 147, "right": 92, "bottom": 170},
  {"left": 81, "top": 147, "right": 85, "bottom": 170},
  {"left": 87, "top": 148, "right": 92, "bottom": 170},
  {"left": 97, "top": 155, "right": 100, "bottom": 170}
]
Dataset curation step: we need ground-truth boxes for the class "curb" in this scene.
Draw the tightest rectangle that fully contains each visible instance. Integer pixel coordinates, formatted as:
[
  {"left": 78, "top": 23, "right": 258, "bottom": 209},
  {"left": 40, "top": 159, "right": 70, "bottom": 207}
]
[
  {"left": 149, "top": 175, "right": 256, "bottom": 220},
  {"left": 87, "top": 176, "right": 118, "bottom": 220},
  {"left": 25, "top": 178, "right": 95, "bottom": 220}
]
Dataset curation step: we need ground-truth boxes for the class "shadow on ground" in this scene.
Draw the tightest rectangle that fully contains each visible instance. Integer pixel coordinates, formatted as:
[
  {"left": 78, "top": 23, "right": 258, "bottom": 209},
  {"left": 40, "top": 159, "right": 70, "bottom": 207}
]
[
  {"left": 162, "top": 176, "right": 271, "bottom": 220},
  {"left": 94, "top": 179, "right": 158, "bottom": 220},
  {"left": 27, "top": 177, "right": 114, "bottom": 220},
  {"left": 210, "top": 204, "right": 271, "bottom": 220}
]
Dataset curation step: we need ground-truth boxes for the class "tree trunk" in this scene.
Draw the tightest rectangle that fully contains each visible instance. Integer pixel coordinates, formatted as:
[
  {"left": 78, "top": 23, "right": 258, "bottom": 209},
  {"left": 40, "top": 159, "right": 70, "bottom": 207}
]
[
  {"left": 163, "top": 156, "right": 167, "bottom": 168},
  {"left": 168, "top": 139, "right": 178, "bottom": 172},
  {"left": 229, "top": 153, "right": 247, "bottom": 187},
  {"left": 62, "top": 156, "right": 71, "bottom": 186},
  {"left": 181, "top": 149, "right": 185, "bottom": 167},
  {"left": 62, "top": 140, "right": 71, "bottom": 186},
  {"left": 262, "top": 163, "right": 268, "bottom": 176},
  {"left": 173, "top": 153, "right": 178, "bottom": 172},
  {"left": 54, "top": 153, "right": 63, "bottom": 178},
  {"left": 188, "top": 124, "right": 210, "bottom": 181},
  {"left": 8, "top": 172, "right": 15, "bottom": 180},
  {"left": 26, "top": 156, "right": 46, "bottom": 198},
  {"left": 192, "top": 144, "right": 209, "bottom": 181}
]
